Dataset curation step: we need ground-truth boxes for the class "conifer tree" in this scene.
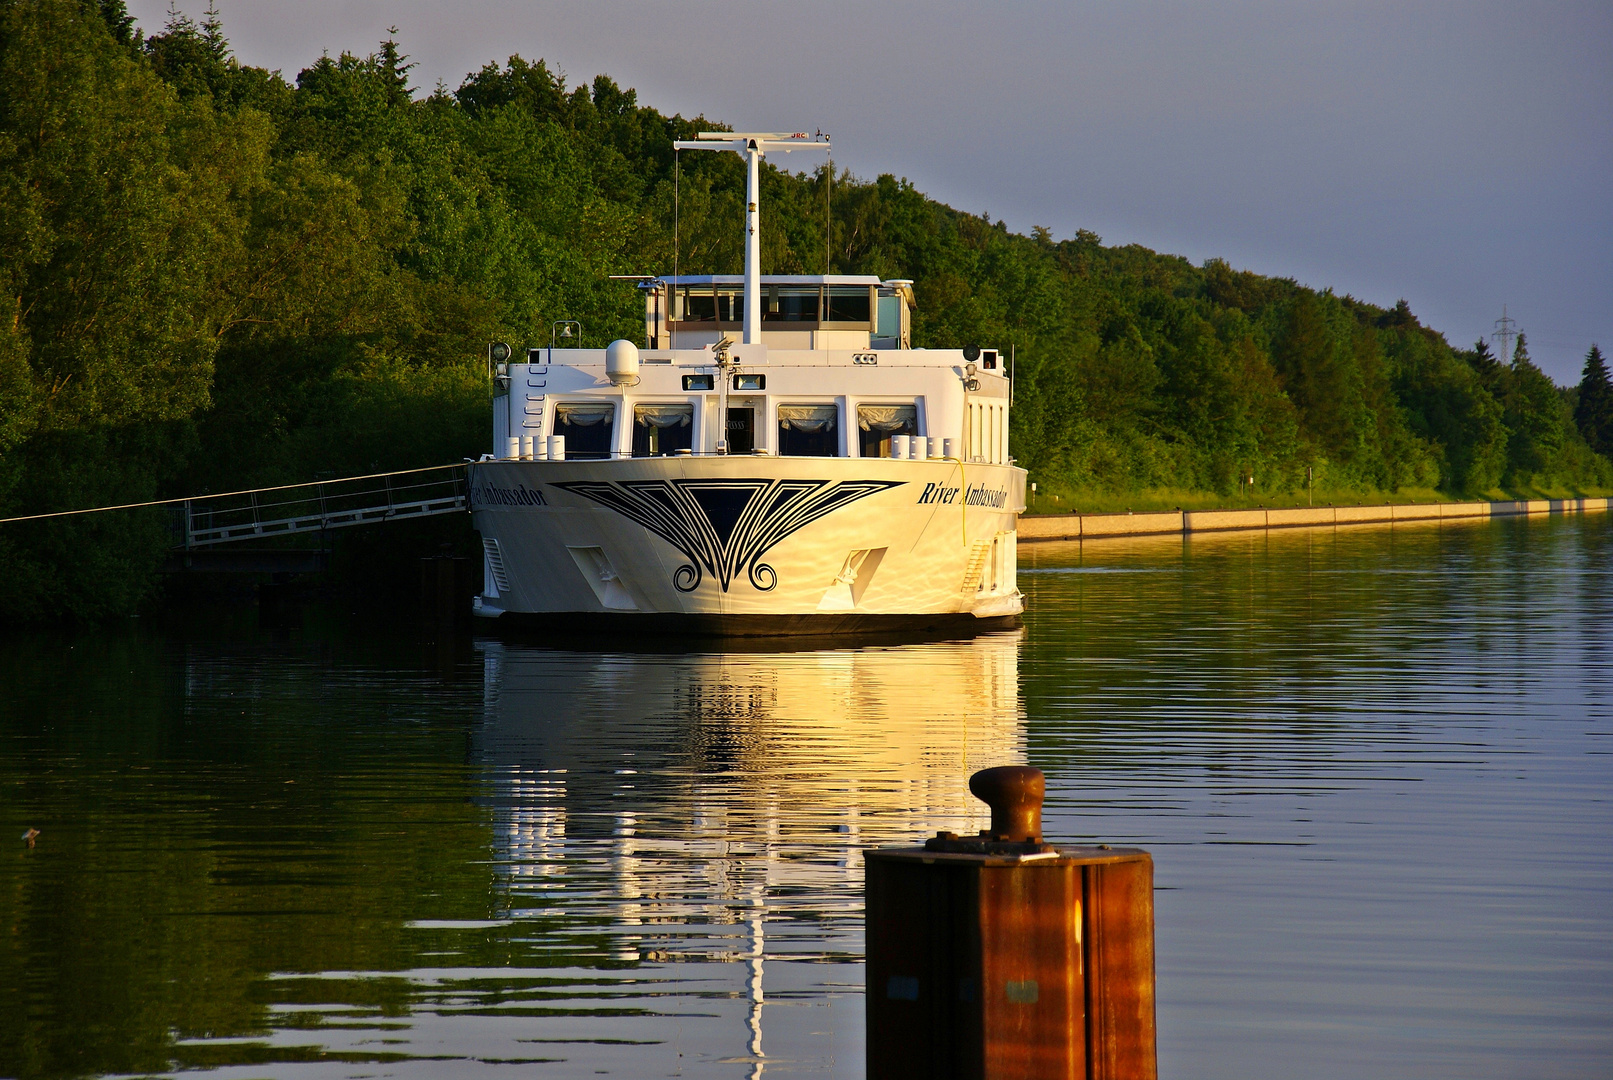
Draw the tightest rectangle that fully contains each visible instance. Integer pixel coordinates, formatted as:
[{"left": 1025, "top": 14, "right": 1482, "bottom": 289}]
[
  {"left": 376, "top": 27, "right": 415, "bottom": 105},
  {"left": 1575, "top": 344, "right": 1612, "bottom": 456},
  {"left": 1502, "top": 333, "right": 1566, "bottom": 481},
  {"left": 1466, "top": 338, "right": 1501, "bottom": 388}
]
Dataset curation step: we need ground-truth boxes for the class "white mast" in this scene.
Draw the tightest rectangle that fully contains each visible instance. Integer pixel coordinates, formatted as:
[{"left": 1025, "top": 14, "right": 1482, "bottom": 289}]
[{"left": 671, "top": 132, "right": 830, "bottom": 345}]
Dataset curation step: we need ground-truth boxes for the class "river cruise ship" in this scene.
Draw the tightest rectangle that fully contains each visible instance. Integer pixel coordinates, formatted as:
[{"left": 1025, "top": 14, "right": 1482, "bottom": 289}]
[{"left": 468, "top": 133, "right": 1024, "bottom": 633}]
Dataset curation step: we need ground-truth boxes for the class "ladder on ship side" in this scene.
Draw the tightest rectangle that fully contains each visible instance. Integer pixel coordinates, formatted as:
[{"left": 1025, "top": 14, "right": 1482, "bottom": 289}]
[{"left": 959, "top": 540, "right": 993, "bottom": 593}]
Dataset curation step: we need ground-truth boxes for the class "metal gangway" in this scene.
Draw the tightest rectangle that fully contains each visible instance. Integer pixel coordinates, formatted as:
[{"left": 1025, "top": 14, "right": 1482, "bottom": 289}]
[
  {"left": 176, "top": 464, "right": 469, "bottom": 549},
  {"left": 0, "top": 464, "right": 470, "bottom": 550}
]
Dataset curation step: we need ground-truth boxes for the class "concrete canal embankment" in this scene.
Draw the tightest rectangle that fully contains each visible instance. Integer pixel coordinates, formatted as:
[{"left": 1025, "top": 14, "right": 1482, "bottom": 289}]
[{"left": 1018, "top": 497, "right": 1611, "bottom": 542}]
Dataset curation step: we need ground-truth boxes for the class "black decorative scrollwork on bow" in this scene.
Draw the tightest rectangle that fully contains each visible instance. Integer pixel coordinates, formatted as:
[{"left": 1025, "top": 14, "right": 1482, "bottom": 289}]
[{"left": 552, "top": 478, "right": 903, "bottom": 592}]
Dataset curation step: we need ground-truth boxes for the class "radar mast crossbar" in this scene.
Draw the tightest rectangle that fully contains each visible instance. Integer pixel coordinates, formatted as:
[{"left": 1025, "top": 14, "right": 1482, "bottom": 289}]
[{"left": 671, "top": 132, "right": 830, "bottom": 344}]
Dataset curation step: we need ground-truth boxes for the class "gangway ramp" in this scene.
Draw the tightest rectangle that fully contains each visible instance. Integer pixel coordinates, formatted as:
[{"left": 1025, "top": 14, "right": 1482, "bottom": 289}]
[
  {"left": 0, "top": 464, "right": 470, "bottom": 551},
  {"left": 176, "top": 465, "right": 469, "bottom": 548}
]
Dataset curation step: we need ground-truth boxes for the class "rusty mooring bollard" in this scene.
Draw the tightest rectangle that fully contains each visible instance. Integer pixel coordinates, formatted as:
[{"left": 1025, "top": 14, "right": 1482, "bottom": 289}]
[{"left": 865, "top": 765, "right": 1156, "bottom": 1080}]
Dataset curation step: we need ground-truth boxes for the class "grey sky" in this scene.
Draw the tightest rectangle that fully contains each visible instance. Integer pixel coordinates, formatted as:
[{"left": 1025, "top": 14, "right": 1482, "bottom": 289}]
[{"left": 130, "top": 0, "right": 1611, "bottom": 384}]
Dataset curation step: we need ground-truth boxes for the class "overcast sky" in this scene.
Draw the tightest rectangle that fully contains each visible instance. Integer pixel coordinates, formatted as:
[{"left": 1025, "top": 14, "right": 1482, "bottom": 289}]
[{"left": 129, "top": 0, "right": 1611, "bottom": 384}]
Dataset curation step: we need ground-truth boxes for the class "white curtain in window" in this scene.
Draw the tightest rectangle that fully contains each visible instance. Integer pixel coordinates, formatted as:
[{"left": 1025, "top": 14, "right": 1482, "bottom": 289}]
[
  {"left": 634, "top": 404, "right": 693, "bottom": 428},
  {"left": 555, "top": 403, "right": 615, "bottom": 426},
  {"left": 777, "top": 404, "right": 838, "bottom": 433},
  {"left": 857, "top": 404, "right": 916, "bottom": 432}
]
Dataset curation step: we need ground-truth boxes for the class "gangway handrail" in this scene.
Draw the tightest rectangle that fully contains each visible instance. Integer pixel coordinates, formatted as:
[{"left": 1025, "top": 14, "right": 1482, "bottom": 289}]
[
  {"left": 177, "top": 466, "right": 469, "bottom": 548},
  {"left": 0, "top": 463, "right": 469, "bottom": 526},
  {"left": 1, "top": 463, "right": 473, "bottom": 551}
]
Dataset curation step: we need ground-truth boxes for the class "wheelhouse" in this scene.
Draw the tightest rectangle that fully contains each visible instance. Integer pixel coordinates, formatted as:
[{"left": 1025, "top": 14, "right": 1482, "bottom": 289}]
[{"left": 644, "top": 275, "right": 913, "bottom": 352}]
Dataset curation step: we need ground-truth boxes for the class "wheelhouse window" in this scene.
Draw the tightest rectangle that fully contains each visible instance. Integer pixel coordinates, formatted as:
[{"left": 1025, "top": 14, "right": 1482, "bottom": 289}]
[
  {"left": 674, "top": 284, "right": 871, "bottom": 326},
  {"left": 825, "top": 286, "right": 871, "bottom": 323},
  {"left": 677, "top": 288, "right": 742, "bottom": 323},
  {"left": 763, "top": 286, "right": 819, "bottom": 322},
  {"left": 632, "top": 404, "right": 693, "bottom": 457},
  {"left": 554, "top": 402, "right": 616, "bottom": 459},
  {"left": 778, "top": 404, "right": 839, "bottom": 457},
  {"left": 857, "top": 404, "right": 917, "bottom": 458}
]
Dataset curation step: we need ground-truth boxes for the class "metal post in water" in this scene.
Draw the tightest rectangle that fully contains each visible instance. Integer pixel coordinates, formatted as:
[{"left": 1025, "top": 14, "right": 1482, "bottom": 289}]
[{"left": 865, "top": 766, "right": 1157, "bottom": 1080}]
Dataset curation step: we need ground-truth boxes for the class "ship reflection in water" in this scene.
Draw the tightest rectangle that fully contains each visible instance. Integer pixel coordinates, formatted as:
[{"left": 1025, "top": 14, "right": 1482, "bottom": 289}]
[{"left": 466, "top": 632, "right": 1023, "bottom": 1075}]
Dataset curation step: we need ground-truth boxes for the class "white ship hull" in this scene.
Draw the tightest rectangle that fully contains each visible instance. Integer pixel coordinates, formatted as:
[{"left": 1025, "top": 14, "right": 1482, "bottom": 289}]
[{"left": 469, "top": 455, "right": 1025, "bottom": 633}]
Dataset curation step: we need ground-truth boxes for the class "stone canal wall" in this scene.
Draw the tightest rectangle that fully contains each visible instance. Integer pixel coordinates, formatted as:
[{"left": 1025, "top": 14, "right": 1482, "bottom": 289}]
[{"left": 1017, "top": 497, "right": 1611, "bottom": 543}]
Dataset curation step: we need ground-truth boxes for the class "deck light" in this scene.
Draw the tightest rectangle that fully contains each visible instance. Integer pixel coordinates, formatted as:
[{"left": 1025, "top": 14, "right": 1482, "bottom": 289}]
[{"left": 487, "top": 341, "right": 510, "bottom": 380}]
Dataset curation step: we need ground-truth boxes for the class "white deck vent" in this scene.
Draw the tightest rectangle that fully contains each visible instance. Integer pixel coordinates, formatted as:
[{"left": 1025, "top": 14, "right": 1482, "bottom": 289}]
[{"left": 482, "top": 537, "right": 511, "bottom": 593}]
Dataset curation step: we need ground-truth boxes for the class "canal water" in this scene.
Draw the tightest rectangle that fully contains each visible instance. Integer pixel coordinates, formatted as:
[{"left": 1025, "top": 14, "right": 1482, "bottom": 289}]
[{"left": 2, "top": 514, "right": 1609, "bottom": 1079}]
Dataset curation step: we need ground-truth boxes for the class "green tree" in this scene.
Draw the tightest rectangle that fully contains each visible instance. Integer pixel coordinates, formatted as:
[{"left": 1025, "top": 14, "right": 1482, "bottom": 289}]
[
  {"left": 1500, "top": 333, "right": 1567, "bottom": 483},
  {"left": 1379, "top": 318, "right": 1504, "bottom": 493},
  {"left": 1574, "top": 344, "right": 1611, "bottom": 456},
  {"left": 0, "top": 0, "right": 274, "bottom": 621},
  {"left": 1465, "top": 338, "right": 1502, "bottom": 390}
]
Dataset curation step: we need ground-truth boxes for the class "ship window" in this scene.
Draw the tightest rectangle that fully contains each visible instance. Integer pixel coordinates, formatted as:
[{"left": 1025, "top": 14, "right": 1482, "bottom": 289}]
[
  {"left": 857, "top": 403, "right": 917, "bottom": 458},
  {"left": 632, "top": 404, "right": 693, "bottom": 457},
  {"left": 678, "top": 288, "right": 744, "bottom": 323},
  {"left": 681, "top": 291, "right": 716, "bottom": 322},
  {"left": 554, "top": 402, "right": 616, "bottom": 459},
  {"left": 763, "top": 289, "right": 820, "bottom": 322},
  {"left": 778, "top": 404, "right": 838, "bottom": 457},
  {"left": 876, "top": 295, "right": 903, "bottom": 337},
  {"left": 826, "top": 287, "right": 871, "bottom": 323}
]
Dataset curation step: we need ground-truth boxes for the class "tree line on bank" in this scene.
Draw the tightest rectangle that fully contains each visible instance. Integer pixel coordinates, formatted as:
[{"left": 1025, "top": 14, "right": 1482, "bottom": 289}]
[{"left": 1, "top": 0, "right": 1609, "bottom": 622}]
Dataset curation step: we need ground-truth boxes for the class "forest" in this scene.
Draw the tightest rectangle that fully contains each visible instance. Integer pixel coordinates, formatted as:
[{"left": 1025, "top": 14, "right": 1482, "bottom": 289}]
[{"left": 1, "top": 0, "right": 1610, "bottom": 623}]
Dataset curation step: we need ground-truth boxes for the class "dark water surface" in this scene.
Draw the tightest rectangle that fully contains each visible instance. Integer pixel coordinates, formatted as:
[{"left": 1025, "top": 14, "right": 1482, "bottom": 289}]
[{"left": 3, "top": 514, "right": 1610, "bottom": 1079}]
